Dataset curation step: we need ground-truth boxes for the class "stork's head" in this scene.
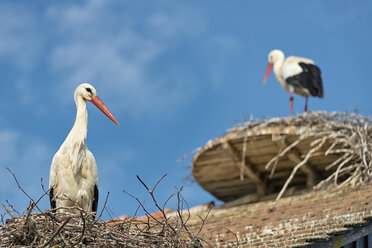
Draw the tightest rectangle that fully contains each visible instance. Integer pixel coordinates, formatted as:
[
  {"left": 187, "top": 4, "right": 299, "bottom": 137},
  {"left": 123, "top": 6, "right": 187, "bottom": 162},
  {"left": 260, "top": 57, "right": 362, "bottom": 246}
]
[
  {"left": 75, "top": 83, "right": 119, "bottom": 126},
  {"left": 263, "top": 49, "right": 285, "bottom": 83},
  {"left": 268, "top": 49, "right": 284, "bottom": 64},
  {"left": 75, "top": 83, "right": 98, "bottom": 101}
]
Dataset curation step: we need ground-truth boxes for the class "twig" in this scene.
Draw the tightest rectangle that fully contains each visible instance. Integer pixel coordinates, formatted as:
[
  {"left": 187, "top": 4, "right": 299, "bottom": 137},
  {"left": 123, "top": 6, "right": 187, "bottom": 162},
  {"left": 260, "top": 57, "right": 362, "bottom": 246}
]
[
  {"left": 276, "top": 135, "right": 327, "bottom": 200},
  {"left": 43, "top": 217, "right": 72, "bottom": 247},
  {"left": 135, "top": 174, "right": 175, "bottom": 233},
  {"left": 25, "top": 188, "right": 51, "bottom": 223},
  {"left": 151, "top": 173, "right": 167, "bottom": 194},
  {"left": 241, "top": 135, "right": 248, "bottom": 180},
  {"left": 70, "top": 211, "right": 86, "bottom": 246},
  {"left": 162, "top": 192, "right": 177, "bottom": 211},
  {"left": 122, "top": 189, "right": 164, "bottom": 227},
  {"left": 90, "top": 191, "right": 110, "bottom": 228},
  {"left": 1, "top": 203, "right": 16, "bottom": 218},
  {"left": 99, "top": 191, "right": 110, "bottom": 220},
  {"left": 177, "top": 147, "right": 201, "bottom": 163},
  {"left": 5, "top": 200, "right": 20, "bottom": 215},
  {"left": 196, "top": 207, "right": 212, "bottom": 236},
  {"left": 6, "top": 167, "right": 43, "bottom": 213},
  {"left": 224, "top": 227, "right": 239, "bottom": 248},
  {"left": 40, "top": 178, "right": 47, "bottom": 193}
]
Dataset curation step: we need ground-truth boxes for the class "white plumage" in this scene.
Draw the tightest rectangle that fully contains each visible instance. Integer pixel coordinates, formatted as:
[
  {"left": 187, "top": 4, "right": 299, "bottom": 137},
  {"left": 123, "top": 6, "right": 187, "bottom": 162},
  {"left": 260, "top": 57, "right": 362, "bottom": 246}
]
[
  {"left": 49, "top": 83, "right": 119, "bottom": 213},
  {"left": 263, "top": 49, "right": 324, "bottom": 116}
]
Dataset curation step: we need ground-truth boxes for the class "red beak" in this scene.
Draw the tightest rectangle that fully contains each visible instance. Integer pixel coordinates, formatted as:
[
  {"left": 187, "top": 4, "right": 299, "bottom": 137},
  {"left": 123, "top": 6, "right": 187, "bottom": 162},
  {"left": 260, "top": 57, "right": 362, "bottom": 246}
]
[
  {"left": 263, "top": 62, "right": 273, "bottom": 84},
  {"left": 90, "top": 96, "right": 119, "bottom": 126}
]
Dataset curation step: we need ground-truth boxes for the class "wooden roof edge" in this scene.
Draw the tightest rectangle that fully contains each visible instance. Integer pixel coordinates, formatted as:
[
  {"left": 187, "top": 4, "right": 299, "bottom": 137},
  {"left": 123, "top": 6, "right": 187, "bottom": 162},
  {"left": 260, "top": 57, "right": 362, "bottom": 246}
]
[
  {"left": 192, "top": 110, "right": 372, "bottom": 166},
  {"left": 191, "top": 124, "right": 305, "bottom": 166},
  {"left": 215, "top": 186, "right": 310, "bottom": 209}
]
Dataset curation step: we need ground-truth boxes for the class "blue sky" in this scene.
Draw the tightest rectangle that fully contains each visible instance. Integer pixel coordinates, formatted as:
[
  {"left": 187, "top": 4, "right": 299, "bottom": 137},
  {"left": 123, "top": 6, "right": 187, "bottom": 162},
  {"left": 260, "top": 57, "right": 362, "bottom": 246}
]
[{"left": 0, "top": 1, "right": 371, "bottom": 220}]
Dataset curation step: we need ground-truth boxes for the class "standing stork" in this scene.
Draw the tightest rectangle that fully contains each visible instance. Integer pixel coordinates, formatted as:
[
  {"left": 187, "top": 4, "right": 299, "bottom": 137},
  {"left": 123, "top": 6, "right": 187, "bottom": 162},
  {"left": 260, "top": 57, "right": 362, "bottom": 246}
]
[
  {"left": 263, "top": 49, "right": 324, "bottom": 116},
  {"left": 49, "top": 83, "right": 119, "bottom": 213}
]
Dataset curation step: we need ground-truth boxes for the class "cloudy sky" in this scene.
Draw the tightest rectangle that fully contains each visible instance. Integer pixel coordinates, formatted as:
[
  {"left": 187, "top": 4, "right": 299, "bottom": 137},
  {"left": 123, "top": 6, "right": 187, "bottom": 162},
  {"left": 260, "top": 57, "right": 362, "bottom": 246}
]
[{"left": 0, "top": 0, "right": 371, "bottom": 220}]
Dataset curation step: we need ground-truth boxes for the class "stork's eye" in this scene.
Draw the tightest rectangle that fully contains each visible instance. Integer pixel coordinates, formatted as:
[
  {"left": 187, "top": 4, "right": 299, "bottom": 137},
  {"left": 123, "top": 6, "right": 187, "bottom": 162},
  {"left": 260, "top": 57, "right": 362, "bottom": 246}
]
[{"left": 85, "top": 88, "right": 92, "bottom": 94}]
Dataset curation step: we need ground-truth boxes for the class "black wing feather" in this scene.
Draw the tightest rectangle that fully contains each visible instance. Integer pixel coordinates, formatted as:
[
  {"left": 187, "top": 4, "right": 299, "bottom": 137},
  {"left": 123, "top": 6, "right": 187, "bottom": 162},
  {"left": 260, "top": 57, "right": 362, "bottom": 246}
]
[
  {"left": 49, "top": 187, "right": 56, "bottom": 212},
  {"left": 92, "top": 184, "right": 99, "bottom": 212},
  {"left": 286, "top": 62, "right": 324, "bottom": 98}
]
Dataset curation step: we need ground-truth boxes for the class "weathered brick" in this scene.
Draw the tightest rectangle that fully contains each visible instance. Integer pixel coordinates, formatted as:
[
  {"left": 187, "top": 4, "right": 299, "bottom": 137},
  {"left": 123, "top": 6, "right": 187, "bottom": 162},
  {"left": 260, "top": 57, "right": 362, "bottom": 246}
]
[{"left": 187, "top": 185, "right": 372, "bottom": 247}]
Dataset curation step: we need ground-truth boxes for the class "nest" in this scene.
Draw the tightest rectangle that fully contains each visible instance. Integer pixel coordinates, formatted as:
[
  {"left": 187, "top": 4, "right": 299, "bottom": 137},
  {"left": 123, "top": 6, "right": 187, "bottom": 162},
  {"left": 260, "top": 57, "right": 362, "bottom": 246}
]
[
  {"left": 0, "top": 210, "right": 205, "bottom": 247},
  {"left": 0, "top": 174, "right": 209, "bottom": 247},
  {"left": 231, "top": 111, "right": 372, "bottom": 199},
  {"left": 191, "top": 111, "right": 372, "bottom": 203}
]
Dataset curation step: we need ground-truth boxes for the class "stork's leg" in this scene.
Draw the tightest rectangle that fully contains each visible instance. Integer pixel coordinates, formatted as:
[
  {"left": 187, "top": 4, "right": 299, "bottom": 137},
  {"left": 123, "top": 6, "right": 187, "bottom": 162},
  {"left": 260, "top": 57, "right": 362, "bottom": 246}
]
[
  {"left": 304, "top": 97, "right": 308, "bottom": 112},
  {"left": 289, "top": 91, "right": 294, "bottom": 117}
]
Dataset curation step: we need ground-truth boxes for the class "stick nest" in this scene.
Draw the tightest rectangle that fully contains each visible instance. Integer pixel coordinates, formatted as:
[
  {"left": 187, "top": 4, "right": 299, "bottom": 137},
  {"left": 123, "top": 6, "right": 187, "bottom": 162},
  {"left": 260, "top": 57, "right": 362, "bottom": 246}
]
[
  {"left": 231, "top": 111, "right": 372, "bottom": 198},
  {"left": 0, "top": 209, "right": 204, "bottom": 247},
  {"left": 0, "top": 174, "right": 208, "bottom": 247}
]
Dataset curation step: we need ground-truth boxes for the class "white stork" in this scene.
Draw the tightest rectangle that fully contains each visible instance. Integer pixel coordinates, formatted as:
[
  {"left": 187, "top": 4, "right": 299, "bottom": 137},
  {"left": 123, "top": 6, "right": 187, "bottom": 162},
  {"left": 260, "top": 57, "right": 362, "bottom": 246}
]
[
  {"left": 263, "top": 49, "right": 324, "bottom": 116},
  {"left": 49, "top": 83, "right": 119, "bottom": 213}
]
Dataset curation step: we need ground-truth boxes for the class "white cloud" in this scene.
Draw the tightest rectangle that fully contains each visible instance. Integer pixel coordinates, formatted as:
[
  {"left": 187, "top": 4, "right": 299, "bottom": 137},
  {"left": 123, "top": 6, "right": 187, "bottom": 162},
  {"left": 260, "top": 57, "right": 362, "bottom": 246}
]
[
  {"left": 46, "top": 1, "right": 206, "bottom": 115},
  {"left": 48, "top": 0, "right": 107, "bottom": 30},
  {"left": 0, "top": 1, "right": 239, "bottom": 117},
  {"left": 147, "top": 9, "right": 207, "bottom": 38},
  {"left": 0, "top": 4, "right": 33, "bottom": 60},
  {"left": 203, "top": 36, "right": 240, "bottom": 87}
]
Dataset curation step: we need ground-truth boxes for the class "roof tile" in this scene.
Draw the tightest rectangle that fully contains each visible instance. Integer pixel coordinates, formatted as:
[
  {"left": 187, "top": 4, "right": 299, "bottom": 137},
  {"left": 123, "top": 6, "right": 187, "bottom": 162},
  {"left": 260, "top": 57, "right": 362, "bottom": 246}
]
[{"left": 186, "top": 185, "right": 372, "bottom": 247}]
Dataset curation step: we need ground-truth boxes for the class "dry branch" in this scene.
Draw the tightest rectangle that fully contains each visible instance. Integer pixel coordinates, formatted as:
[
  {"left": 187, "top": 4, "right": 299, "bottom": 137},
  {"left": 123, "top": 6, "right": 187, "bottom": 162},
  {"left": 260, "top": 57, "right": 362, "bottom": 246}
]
[
  {"left": 1, "top": 173, "right": 208, "bottom": 247},
  {"left": 231, "top": 111, "right": 372, "bottom": 198}
]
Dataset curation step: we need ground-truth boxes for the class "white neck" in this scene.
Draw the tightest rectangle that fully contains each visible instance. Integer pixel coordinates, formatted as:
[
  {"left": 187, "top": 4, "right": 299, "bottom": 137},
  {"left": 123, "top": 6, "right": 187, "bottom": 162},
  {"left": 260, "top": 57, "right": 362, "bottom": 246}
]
[
  {"left": 67, "top": 96, "right": 88, "bottom": 144},
  {"left": 273, "top": 57, "right": 289, "bottom": 91},
  {"left": 60, "top": 95, "right": 88, "bottom": 174}
]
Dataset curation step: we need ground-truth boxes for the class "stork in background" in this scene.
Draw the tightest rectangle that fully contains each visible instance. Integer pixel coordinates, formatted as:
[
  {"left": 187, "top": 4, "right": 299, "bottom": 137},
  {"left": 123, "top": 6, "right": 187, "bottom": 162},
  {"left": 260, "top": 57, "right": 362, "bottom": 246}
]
[
  {"left": 263, "top": 49, "right": 324, "bottom": 116},
  {"left": 49, "top": 83, "right": 119, "bottom": 213}
]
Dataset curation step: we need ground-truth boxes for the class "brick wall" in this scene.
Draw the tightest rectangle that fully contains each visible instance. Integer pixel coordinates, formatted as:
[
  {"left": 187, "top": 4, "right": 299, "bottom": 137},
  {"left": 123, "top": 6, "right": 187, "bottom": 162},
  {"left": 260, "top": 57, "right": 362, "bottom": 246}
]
[{"left": 187, "top": 185, "right": 372, "bottom": 247}]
